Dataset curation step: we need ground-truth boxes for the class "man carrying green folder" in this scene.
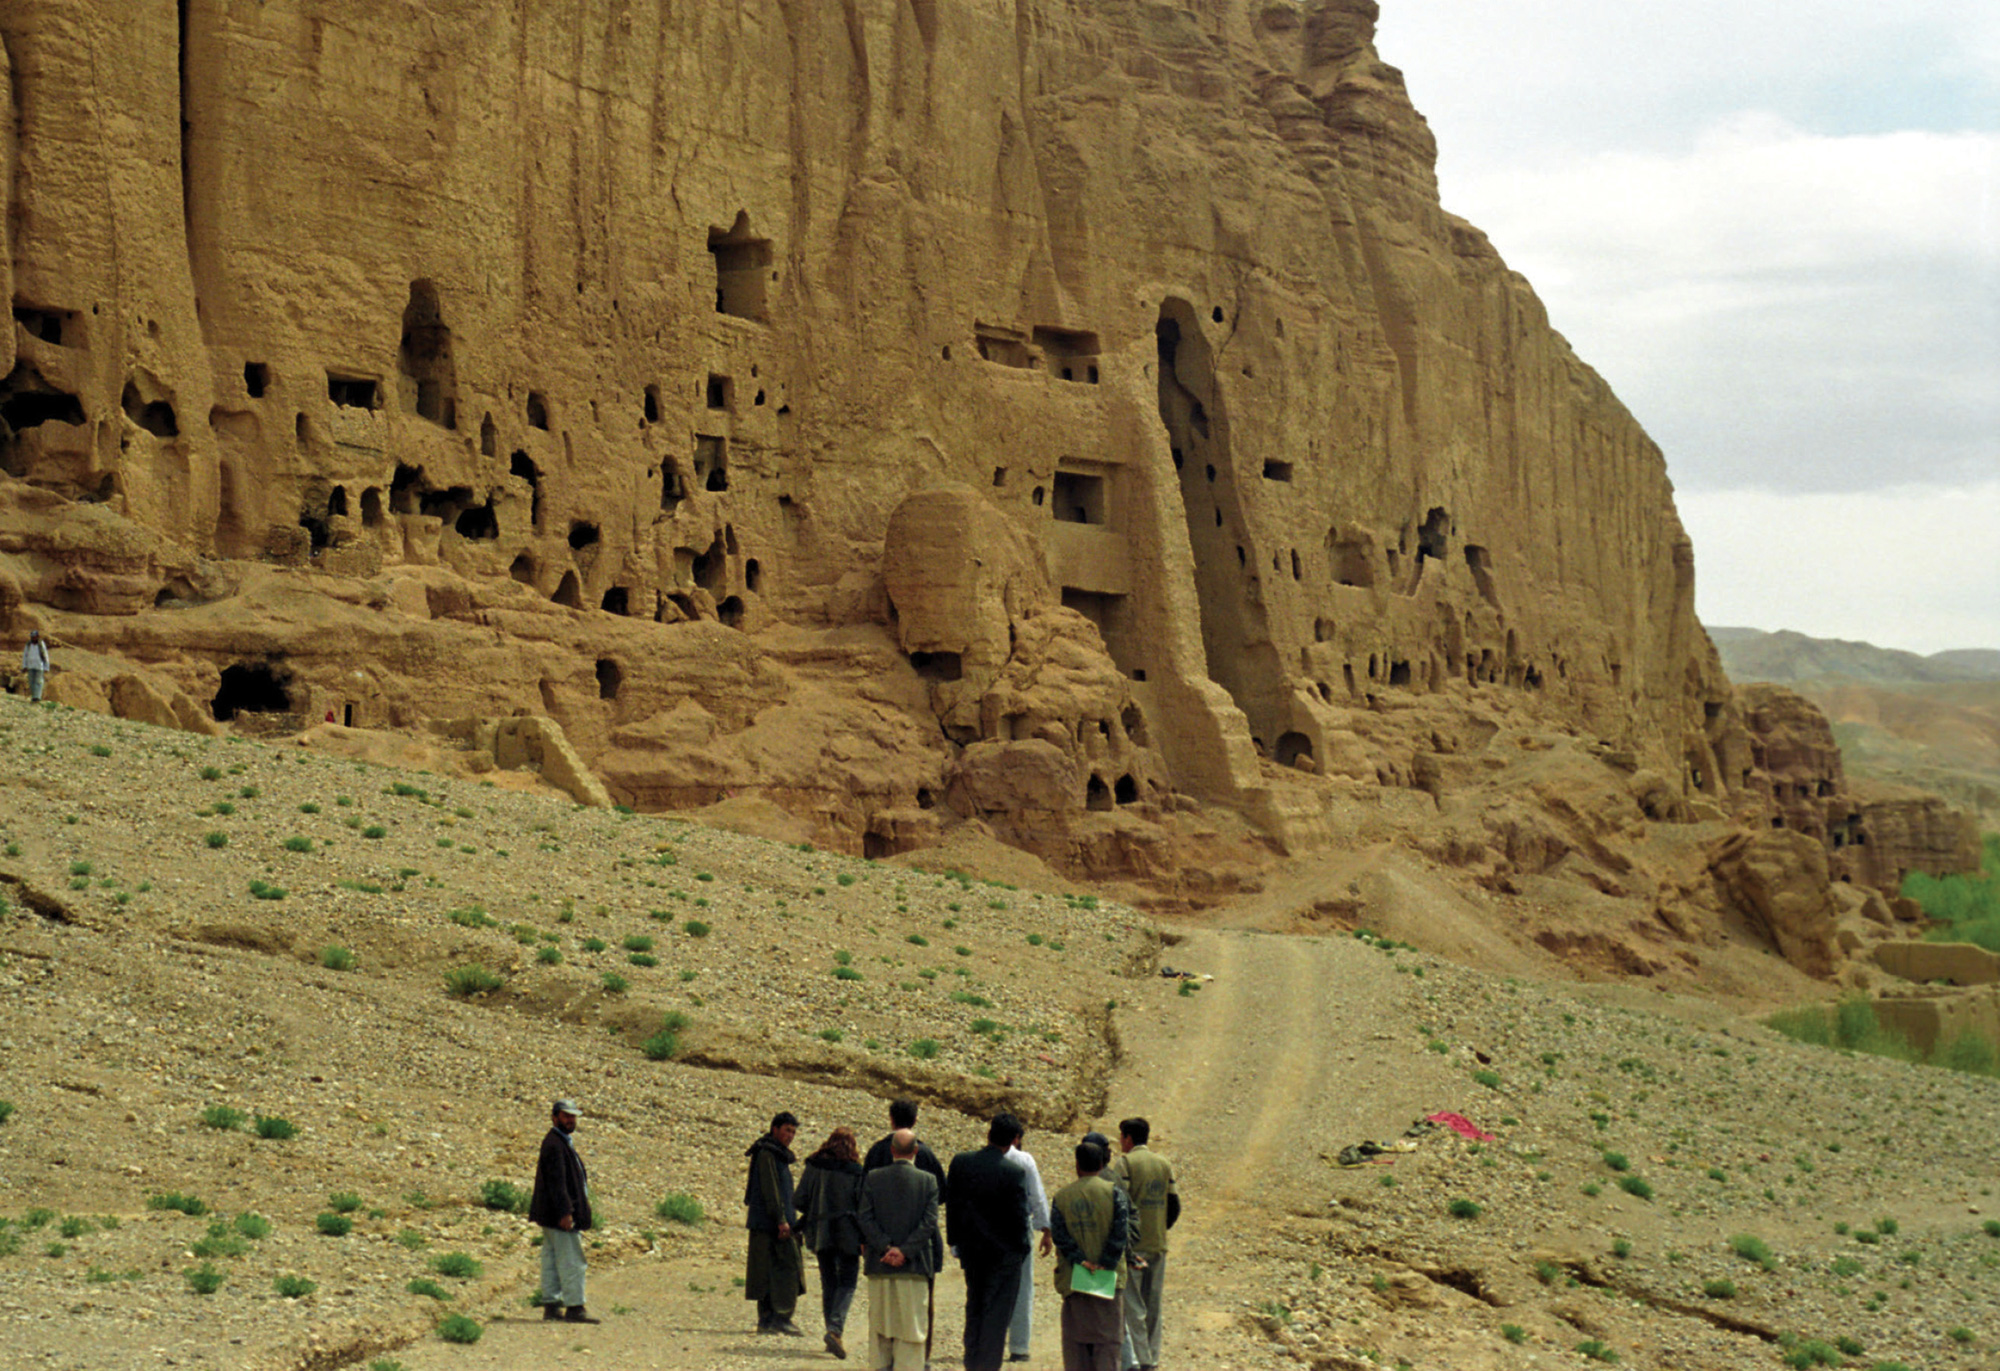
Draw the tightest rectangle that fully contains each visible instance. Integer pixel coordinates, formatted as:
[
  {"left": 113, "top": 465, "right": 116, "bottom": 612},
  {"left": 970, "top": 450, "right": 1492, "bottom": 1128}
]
[{"left": 1048, "top": 1140, "right": 1133, "bottom": 1371}]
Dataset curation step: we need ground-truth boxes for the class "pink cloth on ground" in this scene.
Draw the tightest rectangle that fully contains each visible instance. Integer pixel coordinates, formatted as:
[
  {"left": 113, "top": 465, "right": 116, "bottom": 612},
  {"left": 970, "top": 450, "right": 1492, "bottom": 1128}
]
[{"left": 1426, "top": 1111, "right": 1495, "bottom": 1142}]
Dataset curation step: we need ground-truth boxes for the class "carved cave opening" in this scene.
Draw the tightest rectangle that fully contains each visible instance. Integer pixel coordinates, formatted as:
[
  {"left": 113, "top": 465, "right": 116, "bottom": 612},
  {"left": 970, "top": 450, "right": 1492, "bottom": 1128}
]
[
  {"left": 661, "top": 459, "right": 686, "bottom": 512},
  {"left": 527, "top": 392, "right": 549, "bottom": 430},
  {"left": 975, "top": 323, "right": 1033, "bottom": 369},
  {"left": 1034, "top": 326, "right": 1101, "bottom": 383},
  {"left": 596, "top": 658, "right": 622, "bottom": 700},
  {"left": 643, "top": 385, "right": 661, "bottom": 424},
  {"left": 360, "top": 487, "right": 384, "bottom": 527},
  {"left": 1061, "top": 588, "right": 1139, "bottom": 679},
  {"left": 1086, "top": 775, "right": 1112, "bottom": 811},
  {"left": 398, "top": 280, "right": 456, "bottom": 427},
  {"left": 0, "top": 367, "right": 87, "bottom": 453},
  {"left": 552, "top": 570, "right": 582, "bottom": 608},
  {"left": 692, "top": 535, "right": 727, "bottom": 596},
  {"left": 212, "top": 661, "right": 293, "bottom": 722},
  {"left": 717, "top": 595, "right": 745, "bottom": 628},
  {"left": 480, "top": 413, "right": 497, "bottom": 457},
  {"left": 601, "top": 587, "right": 629, "bottom": 616},
  {"left": 121, "top": 380, "right": 179, "bottom": 437},
  {"left": 1275, "top": 731, "right": 1314, "bottom": 768},
  {"left": 568, "top": 521, "right": 600, "bottom": 550},
  {"left": 706, "top": 373, "right": 732, "bottom": 409},
  {"left": 910, "top": 651, "right": 963, "bottom": 682},
  {"left": 694, "top": 435, "right": 728, "bottom": 491},
  {"left": 327, "top": 374, "right": 379, "bottom": 410},
  {"left": 243, "top": 362, "right": 269, "bottom": 398},
  {"left": 709, "top": 212, "right": 773, "bottom": 322},
  {"left": 1053, "top": 469, "right": 1106, "bottom": 525},
  {"left": 510, "top": 553, "right": 536, "bottom": 585},
  {"left": 1114, "top": 774, "right": 1139, "bottom": 805},
  {"left": 453, "top": 500, "right": 499, "bottom": 540},
  {"left": 12, "top": 303, "right": 74, "bottom": 346},
  {"left": 510, "top": 451, "right": 543, "bottom": 527},
  {"left": 1263, "top": 461, "right": 1293, "bottom": 482}
]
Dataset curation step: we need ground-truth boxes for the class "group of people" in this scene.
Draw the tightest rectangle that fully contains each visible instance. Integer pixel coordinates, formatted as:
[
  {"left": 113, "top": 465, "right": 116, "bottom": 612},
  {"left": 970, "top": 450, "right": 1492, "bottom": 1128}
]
[
  {"left": 525, "top": 1097, "right": 1179, "bottom": 1371},
  {"left": 744, "top": 1099, "right": 1178, "bottom": 1371}
]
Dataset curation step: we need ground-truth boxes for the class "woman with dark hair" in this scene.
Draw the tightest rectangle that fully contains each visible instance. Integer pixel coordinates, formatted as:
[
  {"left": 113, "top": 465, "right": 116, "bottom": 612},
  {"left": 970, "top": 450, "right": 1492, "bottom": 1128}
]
[{"left": 795, "top": 1124, "right": 867, "bottom": 1359}]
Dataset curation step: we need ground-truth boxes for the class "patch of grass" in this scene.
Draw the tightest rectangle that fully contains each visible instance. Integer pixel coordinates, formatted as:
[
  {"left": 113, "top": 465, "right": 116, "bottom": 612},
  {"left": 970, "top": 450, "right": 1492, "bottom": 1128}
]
[
  {"left": 320, "top": 945, "right": 358, "bottom": 971},
  {"left": 431, "top": 1251, "right": 482, "bottom": 1279},
  {"left": 656, "top": 1192, "right": 705, "bottom": 1226},
  {"left": 1601, "top": 1151, "right": 1630, "bottom": 1172},
  {"left": 315, "top": 1212, "right": 352, "bottom": 1236},
  {"left": 328, "top": 1192, "right": 363, "bottom": 1214},
  {"left": 1472, "top": 1068, "right": 1501, "bottom": 1089},
  {"left": 191, "top": 1222, "right": 248, "bottom": 1259},
  {"left": 274, "top": 1274, "right": 317, "bottom": 1298},
  {"left": 1575, "top": 1339, "right": 1618, "bottom": 1363},
  {"left": 1782, "top": 1342, "right": 1840, "bottom": 1368},
  {"left": 436, "top": 1314, "right": 482, "bottom": 1343},
  {"left": 480, "top": 1179, "right": 529, "bottom": 1214},
  {"left": 819, "top": 1028, "right": 844, "bottom": 1043},
  {"left": 1501, "top": 1324, "right": 1526, "bottom": 1344},
  {"left": 408, "top": 1277, "right": 453, "bottom": 1301},
  {"left": 1702, "top": 1278, "right": 1737, "bottom": 1298},
  {"left": 199, "top": 765, "right": 223, "bottom": 780},
  {"left": 622, "top": 934, "right": 655, "bottom": 953},
  {"left": 204, "top": 831, "right": 229, "bottom": 849},
  {"left": 1617, "top": 1175, "right": 1654, "bottom": 1202},
  {"left": 185, "top": 1262, "right": 226, "bottom": 1295},
  {"left": 1948, "top": 1326, "right": 1976, "bottom": 1344},
  {"left": 628, "top": 952, "right": 658, "bottom": 967},
  {"left": 601, "top": 971, "right": 629, "bottom": 993},
  {"left": 361, "top": 825, "right": 387, "bottom": 840},
  {"left": 1729, "top": 1234, "right": 1776, "bottom": 1271},
  {"left": 445, "top": 964, "right": 504, "bottom": 996},
  {"left": 147, "top": 1192, "right": 209, "bottom": 1216},
  {"left": 254, "top": 1114, "right": 298, "bottom": 1140},
  {"left": 908, "top": 1038, "right": 941, "bottom": 1060},
  {"left": 949, "top": 990, "right": 992, "bottom": 1008},
  {"left": 281, "top": 835, "right": 314, "bottom": 854},
  {"left": 248, "top": 878, "right": 286, "bottom": 900},
  {"left": 683, "top": 919, "right": 710, "bottom": 938},
  {"left": 536, "top": 946, "right": 563, "bottom": 965},
  {"left": 833, "top": 965, "right": 863, "bottom": 981},
  {"left": 1446, "top": 1198, "right": 1481, "bottom": 1220},
  {"left": 1830, "top": 1256, "right": 1863, "bottom": 1277},
  {"left": 200, "top": 1104, "right": 247, "bottom": 1131},
  {"left": 1611, "top": 1238, "right": 1633, "bottom": 1259},
  {"left": 233, "top": 1212, "right": 271, "bottom": 1240},
  {"left": 396, "top": 1228, "right": 427, "bottom": 1249}
]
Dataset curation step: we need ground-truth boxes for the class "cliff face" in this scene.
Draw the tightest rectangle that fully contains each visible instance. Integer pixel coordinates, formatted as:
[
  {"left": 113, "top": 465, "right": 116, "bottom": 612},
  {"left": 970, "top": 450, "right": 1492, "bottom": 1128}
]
[{"left": 1, "top": 0, "right": 1743, "bottom": 871}]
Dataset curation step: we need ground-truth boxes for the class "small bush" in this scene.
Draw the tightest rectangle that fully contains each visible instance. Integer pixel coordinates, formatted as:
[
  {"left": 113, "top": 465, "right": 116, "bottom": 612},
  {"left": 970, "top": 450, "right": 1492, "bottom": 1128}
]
[
  {"left": 1617, "top": 1175, "right": 1653, "bottom": 1201},
  {"left": 1601, "top": 1151, "right": 1630, "bottom": 1172},
  {"left": 200, "top": 1104, "right": 247, "bottom": 1131},
  {"left": 431, "top": 1251, "right": 483, "bottom": 1279},
  {"left": 407, "top": 1276, "right": 452, "bottom": 1301},
  {"left": 361, "top": 825, "right": 388, "bottom": 840},
  {"left": 204, "top": 831, "right": 229, "bottom": 849},
  {"left": 479, "top": 1179, "right": 529, "bottom": 1214},
  {"left": 282, "top": 836, "right": 313, "bottom": 853},
  {"left": 628, "top": 952, "right": 658, "bottom": 968},
  {"left": 833, "top": 965, "right": 863, "bottom": 981},
  {"left": 683, "top": 920, "right": 710, "bottom": 938},
  {"left": 1833, "top": 1336, "right": 1864, "bottom": 1356},
  {"left": 1782, "top": 1342, "right": 1840, "bottom": 1369},
  {"left": 1984, "top": 1219, "right": 2000, "bottom": 1238},
  {"left": 836, "top": 873, "right": 856, "bottom": 887},
  {"left": 1501, "top": 1324, "right": 1526, "bottom": 1344},
  {"left": 1575, "top": 1339, "right": 1619, "bottom": 1363},
  {"left": 254, "top": 1114, "right": 298, "bottom": 1140},
  {"left": 655, "top": 1192, "right": 705, "bottom": 1226},
  {"left": 0, "top": 1102, "right": 13, "bottom": 1127},
  {"left": 148, "top": 1192, "right": 209, "bottom": 1216},
  {"left": 437, "top": 1314, "right": 482, "bottom": 1343},
  {"left": 1702, "top": 1278, "right": 1737, "bottom": 1298},
  {"left": 191, "top": 1224, "right": 248, "bottom": 1259},
  {"left": 315, "top": 1212, "right": 352, "bottom": 1236},
  {"left": 1447, "top": 1198, "right": 1481, "bottom": 1219},
  {"left": 622, "top": 934, "right": 655, "bottom": 953},
  {"left": 248, "top": 879, "right": 286, "bottom": 901},
  {"left": 1472, "top": 1069, "right": 1501, "bottom": 1089},
  {"left": 1874, "top": 1216, "right": 1898, "bottom": 1235},
  {"left": 199, "top": 765, "right": 222, "bottom": 781},
  {"left": 600, "top": 972, "right": 629, "bottom": 994},
  {"left": 185, "top": 1262, "right": 226, "bottom": 1295},
  {"left": 1730, "top": 1234, "right": 1775, "bottom": 1270},
  {"left": 233, "top": 1212, "right": 271, "bottom": 1240},
  {"left": 642, "top": 1026, "right": 682, "bottom": 1060},
  {"left": 819, "top": 1028, "right": 843, "bottom": 1042},
  {"left": 328, "top": 1191, "right": 363, "bottom": 1214},
  {"left": 274, "top": 1273, "right": 317, "bottom": 1298},
  {"left": 1947, "top": 1326, "right": 1975, "bottom": 1344},
  {"left": 536, "top": 946, "right": 563, "bottom": 965},
  {"left": 1611, "top": 1238, "right": 1633, "bottom": 1259},
  {"left": 445, "top": 964, "right": 503, "bottom": 997},
  {"left": 320, "top": 945, "right": 358, "bottom": 971},
  {"left": 908, "top": 1038, "right": 941, "bottom": 1060},
  {"left": 906, "top": 933, "right": 929, "bottom": 947}
]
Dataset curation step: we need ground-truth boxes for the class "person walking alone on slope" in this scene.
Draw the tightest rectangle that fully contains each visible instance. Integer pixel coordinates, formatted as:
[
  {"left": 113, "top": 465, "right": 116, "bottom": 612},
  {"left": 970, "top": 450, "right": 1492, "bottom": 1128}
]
[
  {"left": 528, "top": 1099, "right": 599, "bottom": 1324},
  {"left": 19, "top": 629, "right": 49, "bottom": 703}
]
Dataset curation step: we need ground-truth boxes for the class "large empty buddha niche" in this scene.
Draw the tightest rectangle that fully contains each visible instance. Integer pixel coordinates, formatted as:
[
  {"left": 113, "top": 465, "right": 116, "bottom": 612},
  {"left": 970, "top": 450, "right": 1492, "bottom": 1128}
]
[
  {"left": 974, "top": 324, "right": 1033, "bottom": 369},
  {"left": 552, "top": 571, "right": 582, "bottom": 608},
  {"left": 510, "top": 451, "right": 542, "bottom": 527},
  {"left": 1160, "top": 299, "right": 1285, "bottom": 744},
  {"left": 595, "top": 658, "right": 622, "bottom": 700},
  {"left": 709, "top": 213, "right": 774, "bottom": 322},
  {"left": 693, "top": 435, "right": 728, "bottom": 491},
  {"left": 1052, "top": 469, "right": 1107, "bottom": 525},
  {"left": 120, "top": 379, "right": 179, "bottom": 437},
  {"left": 1033, "top": 326, "right": 1101, "bottom": 383},
  {"left": 211, "top": 661, "right": 293, "bottom": 721},
  {"left": 327, "top": 374, "right": 379, "bottom": 409},
  {"left": 398, "top": 280, "right": 457, "bottom": 427}
]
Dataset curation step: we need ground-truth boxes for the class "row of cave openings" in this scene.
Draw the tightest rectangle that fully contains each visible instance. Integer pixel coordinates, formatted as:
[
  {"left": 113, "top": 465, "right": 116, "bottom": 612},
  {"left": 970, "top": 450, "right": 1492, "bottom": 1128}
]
[{"left": 967, "top": 322, "right": 1102, "bottom": 385}]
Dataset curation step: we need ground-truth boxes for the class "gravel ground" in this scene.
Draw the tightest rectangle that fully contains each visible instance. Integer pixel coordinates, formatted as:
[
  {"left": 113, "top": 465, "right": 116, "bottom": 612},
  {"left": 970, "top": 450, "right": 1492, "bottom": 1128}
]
[{"left": 1, "top": 692, "right": 1997, "bottom": 1371}]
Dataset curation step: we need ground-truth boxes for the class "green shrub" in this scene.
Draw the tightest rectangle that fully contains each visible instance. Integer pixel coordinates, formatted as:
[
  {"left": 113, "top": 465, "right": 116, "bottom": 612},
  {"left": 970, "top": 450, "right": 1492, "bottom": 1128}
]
[
  {"left": 148, "top": 1192, "right": 208, "bottom": 1216},
  {"left": 479, "top": 1179, "right": 529, "bottom": 1214},
  {"left": 397, "top": 1228, "right": 427, "bottom": 1249},
  {"left": 1575, "top": 1339, "right": 1618, "bottom": 1363},
  {"left": 200, "top": 1104, "right": 247, "bottom": 1131},
  {"left": 949, "top": 990, "right": 992, "bottom": 1008},
  {"left": 1446, "top": 1198, "right": 1481, "bottom": 1219},
  {"left": 628, "top": 952, "right": 659, "bottom": 967},
  {"left": 819, "top": 1028, "right": 843, "bottom": 1043},
  {"left": 683, "top": 920, "right": 710, "bottom": 938},
  {"left": 1611, "top": 1238, "right": 1632, "bottom": 1259},
  {"left": 191, "top": 1223, "right": 248, "bottom": 1259},
  {"left": 1834, "top": 1336, "right": 1864, "bottom": 1356},
  {"left": 1948, "top": 1326, "right": 1976, "bottom": 1344},
  {"left": 656, "top": 1192, "right": 705, "bottom": 1226},
  {"left": 448, "top": 906, "right": 496, "bottom": 929},
  {"left": 436, "top": 1314, "right": 482, "bottom": 1343},
  {"left": 601, "top": 971, "right": 629, "bottom": 994},
  {"left": 1616, "top": 1175, "right": 1653, "bottom": 1201},
  {"left": 908, "top": 1038, "right": 940, "bottom": 1060},
  {"left": 1782, "top": 1342, "right": 1840, "bottom": 1368},
  {"left": 1501, "top": 1324, "right": 1526, "bottom": 1344},
  {"left": 233, "top": 1212, "right": 271, "bottom": 1240},
  {"left": 58, "top": 1215, "right": 91, "bottom": 1239},
  {"left": 361, "top": 825, "right": 387, "bottom": 839},
  {"left": 199, "top": 766, "right": 223, "bottom": 781},
  {"left": 536, "top": 946, "right": 563, "bottom": 965},
  {"left": 1702, "top": 1278, "right": 1736, "bottom": 1298},
  {"left": 248, "top": 879, "right": 286, "bottom": 901},
  {"left": 833, "top": 965, "right": 863, "bottom": 981},
  {"left": 1601, "top": 1151, "right": 1630, "bottom": 1172},
  {"left": 254, "top": 1114, "right": 298, "bottom": 1140},
  {"left": 185, "top": 1262, "right": 226, "bottom": 1295},
  {"left": 431, "top": 1251, "right": 483, "bottom": 1279},
  {"left": 1472, "top": 1068, "right": 1501, "bottom": 1089},
  {"left": 836, "top": 873, "right": 856, "bottom": 887},
  {"left": 407, "top": 1276, "right": 452, "bottom": 1301},
  {"left": 282, "top": 836, "right": 313, "bottom": 853},
  {"left": 1984, "top": 1219, "right": 2000, "bottom": 1238},
  {"left": 273, "top": 1274, "right": 317, "bottom": 1298},
  {"left": 445, "top": 964, "right": 504, "bottom": 997},
  {"left": 1875, "top": 1216, "right": 1899, "bottom": 1235},
  {"left": 906, "top": 933, "right": 929, "bottom": 947},
  {"left": 320, "top": 945, "right": 358, "bottom": 971},
  {"left": 642, "top": 1026, "right": 682, "bottom": 1060},
  {"left": 204, "top": 831, "right": 229, "bottom": 849},
  {"left": 0, "top": 1101, "right": 12, "bottom": 1126},
  {"left": 315, "top": 1212, "right": 352, "bottom": 1236},
  {"left": 328, "top": 1192, "right": 363, "bottom": 1214},
  {"left": 622, "top": 934, "right": 655, "bottom": 953}
]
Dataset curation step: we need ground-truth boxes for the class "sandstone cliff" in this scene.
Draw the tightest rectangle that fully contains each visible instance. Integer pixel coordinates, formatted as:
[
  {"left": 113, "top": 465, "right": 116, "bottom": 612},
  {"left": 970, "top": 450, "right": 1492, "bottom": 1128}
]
[{"left": 0, "top": 0, "right": 1943, "bottom": 977}]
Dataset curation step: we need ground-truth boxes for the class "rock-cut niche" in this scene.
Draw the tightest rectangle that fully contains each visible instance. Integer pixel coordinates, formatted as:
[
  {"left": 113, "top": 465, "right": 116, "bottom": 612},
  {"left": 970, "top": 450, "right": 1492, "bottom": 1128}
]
[{"left": 398, "top": 280, "right": 457, "bottom": 428}]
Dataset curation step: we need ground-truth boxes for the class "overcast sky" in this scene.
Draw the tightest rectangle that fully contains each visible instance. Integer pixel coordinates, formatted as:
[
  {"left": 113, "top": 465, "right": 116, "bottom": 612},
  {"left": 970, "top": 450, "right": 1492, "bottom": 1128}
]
[{"left": 1373, "top": 1, "right": 2000, "bottom": 654}]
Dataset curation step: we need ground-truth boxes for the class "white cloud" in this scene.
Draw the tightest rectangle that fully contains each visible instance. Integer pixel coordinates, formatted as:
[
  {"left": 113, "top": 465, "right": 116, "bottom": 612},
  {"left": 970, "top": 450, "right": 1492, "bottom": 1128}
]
[{"left": 1677, "top": 482, "right": 2000, "bottom": 652}]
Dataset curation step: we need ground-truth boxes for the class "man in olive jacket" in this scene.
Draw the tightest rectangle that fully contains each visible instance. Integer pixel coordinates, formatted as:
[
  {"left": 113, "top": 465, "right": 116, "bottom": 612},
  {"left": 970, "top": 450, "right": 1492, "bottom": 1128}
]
[
  {"left": 744, "top": 1110, "right": 804, "bottom": 1335},
  {"left": 1049, "top": 1140, "right": 1132, "bottom": 1371},
  {"left": 528, "top": 1099, "right": 598, "bottom": 1323},
  {"left": 857, "top": 1129, "right": 941, "bottom": 1370},
  {"left": 1109, "top": 1117, "right": 1178, "bottom": 1371}
]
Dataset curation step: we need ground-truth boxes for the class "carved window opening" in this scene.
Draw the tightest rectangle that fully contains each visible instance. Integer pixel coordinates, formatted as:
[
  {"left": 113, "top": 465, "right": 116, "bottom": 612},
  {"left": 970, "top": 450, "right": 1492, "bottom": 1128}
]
[
  {"left": 643, "top": 385, "right": 661, "bottom": 424},
  {"left": 121, "top": 380, "right": 179, "bottom": 437},
  {"left": 596, "top": 658, "right": 622, "bottom": 700},
  {"left": 510, "top": 451, "right": 542, "bottom": 528},
  {"left": 12, "top": 304, "right": 72, "bottom": 346},
  {"left": 568, "top": 521, "right": 600, "bottom": 550},
  {"left": 692, "top": 536, "right": 727, "bottom": 596},
  {"left": 745, "top": 558, "right": 762, "bottom": 593},
  {"left": 398, "top": 280, "right": 457, "bottom": 428},
  {"left": 693, "top": 435, "right": 728, "bottom": 491},
  {"left": 244, "top": 362, "right": 270, "bottom": 398},
  {"left": 453, "top": 500, "right": 499, "bottom": 540},
  {"left": 1034, "top": 326, "right": 1100, "bottom": 383},
  {"left": 1031, "top": 486, "right": 1045, "bottom": 507},
  {"left": 705, "top": 373, "right": 732, "bottom": 410},
  {"left": 327, "top": 486, "right": 349, "bottom": 518},
  {"left": 327, "top": 374, "right": 379, "bottom": 410},
  {"left": 709, "top": 213, "right": 774, "bottom": 322},
  {"left": 526, "top": 392, "right": 549, "bottom": 430},
  {"left": 1052, "top": 469, "right": 1106, "bottom": 525},
  {"left": 974, "top": 323, "right": 1033, "bottom": 369},
  {"left": 1263, "top": 461, "right": 1293, "bottom": 482},
  {"left": 552, "top": 571, "right": 582, "bottom": 608},
  {"left": 717, "top": 595, "right": 746, "bottom": 628},
  {"left": 601, "top": 587, "right": 630, "bottom": 616},
  {"left": 510, "top": 553, "right": 536, "bottom": 585},
  {"left": 1085, "top": 775, "right": 1112, "bottom": 811},
  {"left": 360, "top": 487, "right": 384, "bottom": 527},
  {"left": 910, "top": 651, "right": 962, "bottom": 682}
]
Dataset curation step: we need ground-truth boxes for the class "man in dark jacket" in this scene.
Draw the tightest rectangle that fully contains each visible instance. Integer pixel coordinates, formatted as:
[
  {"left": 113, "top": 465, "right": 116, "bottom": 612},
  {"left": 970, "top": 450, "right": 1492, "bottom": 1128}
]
[
  {"left": 857, "top": 1129, "right": 941, "bottom": 1371},
  {"left": 946, "top": 1114, "right": 1033, "bottom": 1371},
  {"left": 863, "top": 1097, "right": 949, "bottom": 1205},
  {"left": 528, "top": 1099, "right": 598, "bottom": 1323},
  {"left": 744, "top": 1110, "right": 804, "bottom": 1335}
]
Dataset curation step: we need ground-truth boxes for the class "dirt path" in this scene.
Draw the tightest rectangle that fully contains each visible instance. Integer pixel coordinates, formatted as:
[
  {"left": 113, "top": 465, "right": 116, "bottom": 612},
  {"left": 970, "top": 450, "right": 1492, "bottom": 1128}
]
[{"left": 388, "top": 926, "right": 1458, "bottom": 1370}]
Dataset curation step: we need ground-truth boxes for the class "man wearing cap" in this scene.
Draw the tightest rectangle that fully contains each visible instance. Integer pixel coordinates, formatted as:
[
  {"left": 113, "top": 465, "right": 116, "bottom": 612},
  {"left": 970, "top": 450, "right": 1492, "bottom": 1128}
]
[{"left": 529, "top": 1099, "right": 599, "bottom": 1323}]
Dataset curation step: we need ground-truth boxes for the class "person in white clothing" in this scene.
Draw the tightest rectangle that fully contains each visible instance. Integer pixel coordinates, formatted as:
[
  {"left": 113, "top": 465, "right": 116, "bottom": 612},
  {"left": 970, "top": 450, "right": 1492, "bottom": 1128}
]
[
  {"left": 1002, "top": 1128, "right": 1054, "bottom": 1362},
  {"left": 20, "top": 630, "right": 50, "bottom": 703}
]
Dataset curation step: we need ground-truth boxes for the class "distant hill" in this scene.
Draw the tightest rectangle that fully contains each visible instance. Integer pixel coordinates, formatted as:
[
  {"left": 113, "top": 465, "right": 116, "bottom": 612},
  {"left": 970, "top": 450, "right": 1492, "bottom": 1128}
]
[{"left": 1710, "top": 628, "right": 2000, "bottom": 685}]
